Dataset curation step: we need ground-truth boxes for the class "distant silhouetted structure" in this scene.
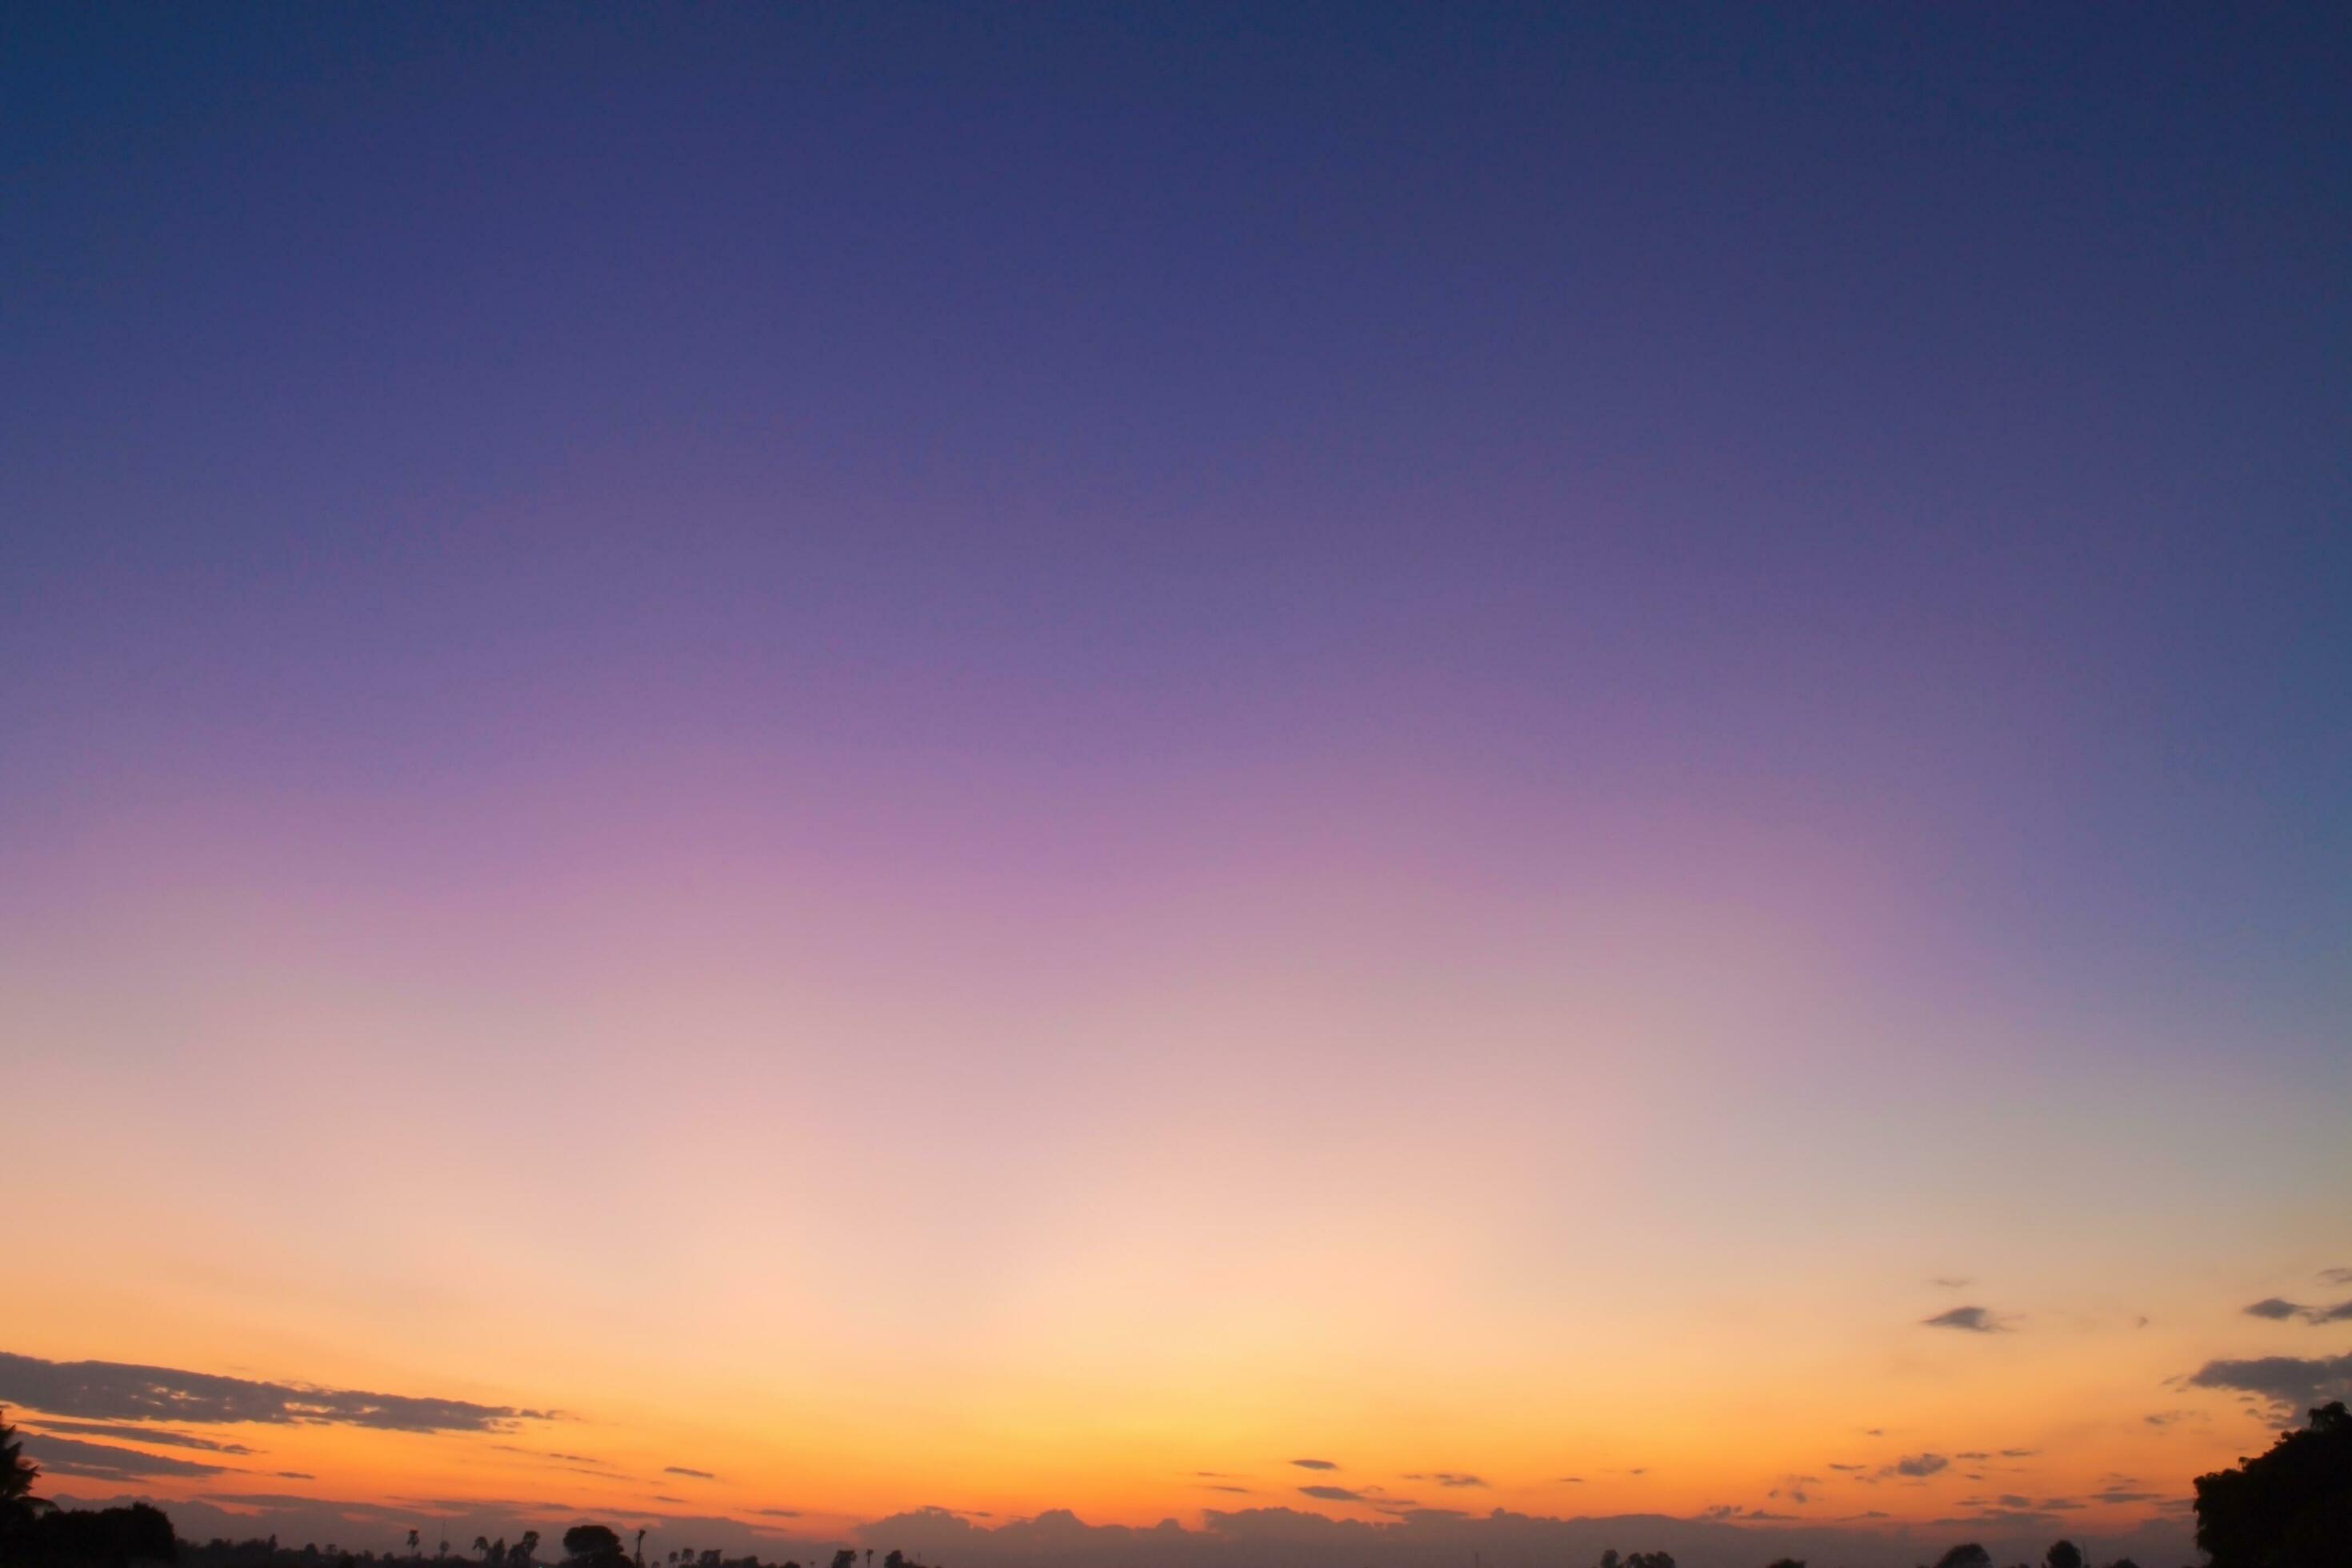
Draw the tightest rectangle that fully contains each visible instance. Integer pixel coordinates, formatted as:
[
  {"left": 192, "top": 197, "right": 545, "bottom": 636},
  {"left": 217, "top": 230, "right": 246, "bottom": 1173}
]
[
  {"left": 2195, "top": 1399, "right": 2352, "bottom": 1566},
  {"left": 1929, "top": 1546, "right": 1990, "bottom": 1568}
]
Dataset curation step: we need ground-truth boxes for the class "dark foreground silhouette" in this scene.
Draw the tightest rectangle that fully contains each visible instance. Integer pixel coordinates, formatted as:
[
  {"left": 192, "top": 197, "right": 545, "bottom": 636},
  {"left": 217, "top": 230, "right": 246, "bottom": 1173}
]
[
  {"left": 2193, "top": 1400, "right": 2352, "bottom": 1566},
  {"left": 11, "top": 1404, "right": 2350, "bottom": 1567}
]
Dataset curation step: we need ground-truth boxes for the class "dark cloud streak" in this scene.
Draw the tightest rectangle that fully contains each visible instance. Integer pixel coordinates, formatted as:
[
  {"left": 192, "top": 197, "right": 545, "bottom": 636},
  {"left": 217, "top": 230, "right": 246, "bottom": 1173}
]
[{"left": 0, "top": 1351, "right": 549, "bottom": 1434}]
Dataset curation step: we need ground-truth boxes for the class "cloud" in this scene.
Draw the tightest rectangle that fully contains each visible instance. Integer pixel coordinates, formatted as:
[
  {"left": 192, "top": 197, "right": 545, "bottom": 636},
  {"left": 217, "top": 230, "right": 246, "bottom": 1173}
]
[
  {"left": 23, "top": 1420, "right": 256, "bottom": 1454},
  {"left": 0, "top": 1351, "right": 550, "bottom": 1434},
  {"left": 752, "top": 1509, "right": 802, "bottom": 1518},
  {"left": 2238, "top": 1297, "right": 2352, "bottom": 1325},
  {"left": 1402, "top": 1473, "right": 1485, "bottom": 1488},
  {"left": 1202, "top": 1486, "right": 1253, "bottom": 1494},
  {"left": 492, "top": 1447, "right": 618, "bottom": 1470},
  {"left": 1826, "top": 1464, "right": 1865, "bottom": 1473},
  {"left": 1922, "top": 1306, "right": 2008, "bottom": 1333},
  {"left": 1290, "top": 1459, "right": 1339, "bottom": 1470},
  {"left": 276, "top": 1471, "right": 314, "bottom": 1481},
  {"left": 2320, "top": 1267, "right": 2352, "bottom": 1286},
  {"left": 1555, "top": 1477, "right": 1582, "bottom": 1484},
  {"left": 2184, "top": 1353, "right": 2352, "bottom": 1414},
  {"left": 663, "top": 1467, "right": 718, "bottom": 1480},
  {"left": 1298, "top": 1486, "right": 1363, "bottom": 1502},
  {"left": 1999, "top": 1449, "right": 2038, "bottom": 1458},
  {"left": 1930, "top": 1277, "right": 1971, "bottom": 1290},
  {"left": 21, "top": 1434, "right": 230, "bottom": 1479},
  {"left": 1887, "top": 1454, "right": 1949, "bottom": 1478}
]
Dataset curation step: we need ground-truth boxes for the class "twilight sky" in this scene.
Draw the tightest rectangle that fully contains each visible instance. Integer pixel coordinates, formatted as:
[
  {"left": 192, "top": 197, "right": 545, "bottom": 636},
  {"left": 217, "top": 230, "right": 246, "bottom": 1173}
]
[{"left": 3, "top": 5, "right": 2349, "bottom": 1565}]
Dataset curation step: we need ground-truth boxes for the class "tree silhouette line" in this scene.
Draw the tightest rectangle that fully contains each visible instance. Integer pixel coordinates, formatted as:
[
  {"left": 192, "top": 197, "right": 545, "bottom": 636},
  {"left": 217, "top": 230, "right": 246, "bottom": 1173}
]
[{"left": 9, "top": 1402, "right": 2350, "bottom": 1567}]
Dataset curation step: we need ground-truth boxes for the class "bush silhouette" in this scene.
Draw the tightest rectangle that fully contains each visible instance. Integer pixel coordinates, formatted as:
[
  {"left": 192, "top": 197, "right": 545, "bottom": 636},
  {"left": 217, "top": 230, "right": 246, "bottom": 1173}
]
[
  {"left": 559, "top": 1526, "right": 629, "bottom": 1568},
  {"left": 2194, "top": 1400, "right": 2352, "bottom": 1566}
]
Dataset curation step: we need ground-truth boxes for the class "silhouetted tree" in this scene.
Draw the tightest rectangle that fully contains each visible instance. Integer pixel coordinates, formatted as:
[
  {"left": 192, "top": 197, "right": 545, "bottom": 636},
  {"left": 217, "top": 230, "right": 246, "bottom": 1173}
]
[
  {"left": 15, "top": 1500, "right": 178, "bottom": 1564},
  {"left": 1764, "top": 1558, "right": 1806, "bottom": 1568},
  {"left": 1931, "top": 1548, "right": 1991, "bottom": 1568},
  {"left": 2195, "top": 1400, "right": 2352, "bottom": 1566},
  {"left": 1623, "top": 1554, "right": 1674, "bottom": 1568},
  {"left": 2, "top": 1409, "right": 50, "bottom": 1533},
  {"left": 562, "top": 1526, "right": 628, "bottom": 1568},
  {"left": 410, "top": 1531, "right": 422, "bottom": 1558},
  {"left": 885, "top": 1552, "right": 905, "bottom": 1568},
  {"left": 514, "top": 1530, "right": 542, "bottom": 1568},
  {"left": 2041, "top": 1542, "right": 2081, "bottom": 1568},
  {"left": 830, "top": 1550, "right": 856, "bottom": 1568}
]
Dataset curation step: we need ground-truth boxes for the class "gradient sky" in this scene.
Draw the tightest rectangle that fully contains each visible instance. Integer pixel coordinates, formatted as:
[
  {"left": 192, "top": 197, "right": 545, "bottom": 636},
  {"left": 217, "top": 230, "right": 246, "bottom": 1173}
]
[{"left": 4, "top": 5, "right": 2350, "bottom": 1565}]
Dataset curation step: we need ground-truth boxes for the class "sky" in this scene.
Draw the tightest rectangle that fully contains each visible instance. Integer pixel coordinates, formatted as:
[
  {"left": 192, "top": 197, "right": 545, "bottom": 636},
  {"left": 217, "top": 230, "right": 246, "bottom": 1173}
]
[{"left": 2, "top": 4, "right": 2349, "bottom": 1565}]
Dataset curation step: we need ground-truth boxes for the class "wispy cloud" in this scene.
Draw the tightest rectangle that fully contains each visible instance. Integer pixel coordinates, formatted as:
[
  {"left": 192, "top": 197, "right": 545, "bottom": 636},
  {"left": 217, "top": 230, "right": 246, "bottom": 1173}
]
[
  {"left": 1289, "top": 1459, "right": 1339, "bottom": 1471},
  {"left": 664, "top": 1467, "right": 718, "bottom": 1481},
  {"left": 1298, "top": 1486, "right": 1362, "bottom": 1502},
  {"left": 0, "top": 1351, "right": 550, "bottom": 1434},
  {"left": 2239, "top": 1295, "right": 2352, "bottom": 1325},
  {"left": 24, "top": 1420, "right": 256, "bottom": 1455},
  {"left": 1922, "top": 1306, "right": 2009, "bottom": 1333},
  {"left": 22, "top": 1434, "right": 231, "bottom": 1480}
]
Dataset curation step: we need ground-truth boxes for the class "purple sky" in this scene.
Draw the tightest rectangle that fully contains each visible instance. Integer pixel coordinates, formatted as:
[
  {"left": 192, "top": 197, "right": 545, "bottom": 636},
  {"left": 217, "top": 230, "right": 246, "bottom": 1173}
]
[{"left": 4, "top": 6, "right": 2349, "bottom": 1562}]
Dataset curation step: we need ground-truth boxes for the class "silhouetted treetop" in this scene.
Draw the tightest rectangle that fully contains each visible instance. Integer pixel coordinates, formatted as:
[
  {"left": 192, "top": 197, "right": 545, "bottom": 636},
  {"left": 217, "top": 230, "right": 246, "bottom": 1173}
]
[
  {"left": 3, "top": 1407, "right": 50, "bottom": 1531},
  {"left": 561, "top": 1525, "right": 628, "bottom": 1568},
  {"left": 2195, "top": 1399, "right": 2352, "bottom": 1567}
]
